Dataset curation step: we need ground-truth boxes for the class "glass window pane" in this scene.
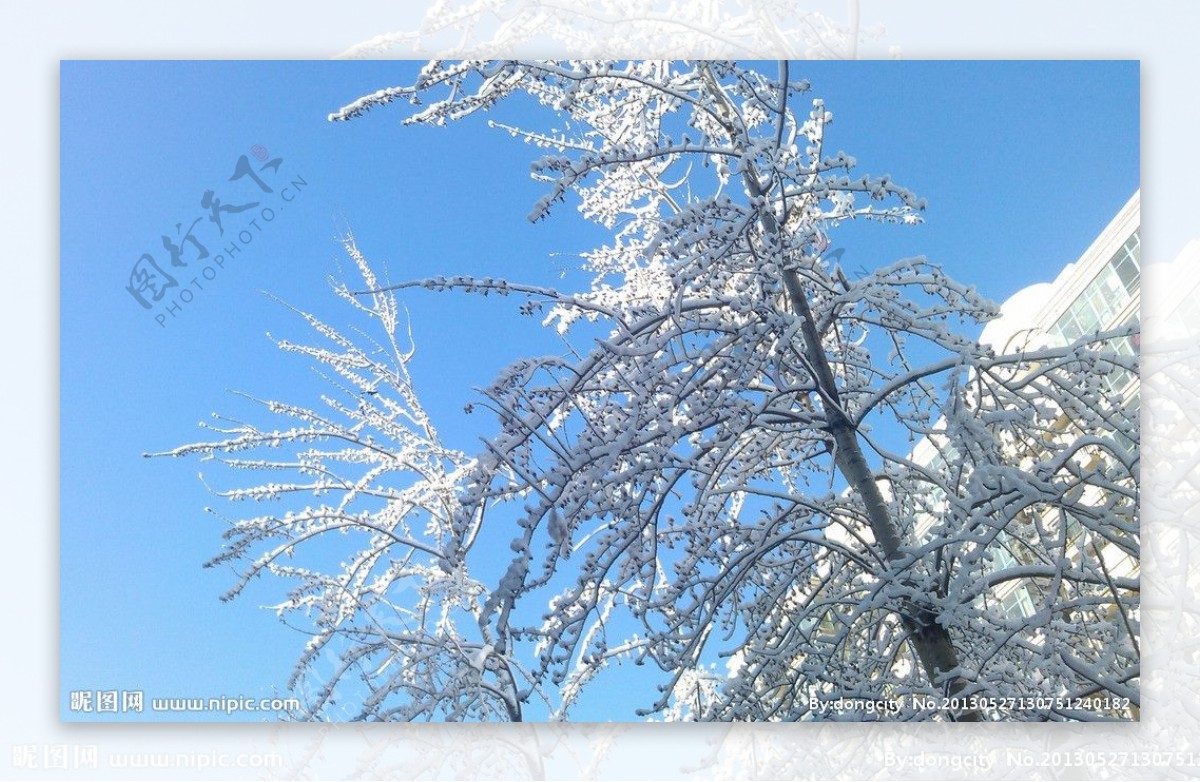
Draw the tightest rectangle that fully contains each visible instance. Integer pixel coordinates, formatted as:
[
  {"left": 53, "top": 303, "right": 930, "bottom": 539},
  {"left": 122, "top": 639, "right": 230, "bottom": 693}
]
[{"left": 1115, "top": 254, "right": 1138, "bottom": 292}]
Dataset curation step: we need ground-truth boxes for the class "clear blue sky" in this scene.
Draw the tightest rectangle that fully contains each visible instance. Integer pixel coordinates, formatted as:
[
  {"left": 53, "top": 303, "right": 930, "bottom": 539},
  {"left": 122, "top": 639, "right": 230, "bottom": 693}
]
[{"left": 60, "top": 60, "right": 1138, "bottom": 722}]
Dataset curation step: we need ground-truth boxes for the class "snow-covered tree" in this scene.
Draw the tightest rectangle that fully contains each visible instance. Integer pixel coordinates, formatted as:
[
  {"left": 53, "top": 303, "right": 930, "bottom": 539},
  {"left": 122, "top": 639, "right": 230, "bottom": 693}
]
[
  {"left": 336, "top": 1, "right": 888, "bottom": 61},
  {"left": 155, "top": 61, "right": 1138, "bottom": 721}
]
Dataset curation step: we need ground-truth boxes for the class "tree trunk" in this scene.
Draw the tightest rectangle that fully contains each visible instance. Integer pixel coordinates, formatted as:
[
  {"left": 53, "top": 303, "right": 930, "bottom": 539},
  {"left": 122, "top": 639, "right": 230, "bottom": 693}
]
[
  {"left": 708, "top": 60, "right": 980, "bottom": 720},
  {"left": 782, "top": 266, "right": 982, "bottom": 721}
]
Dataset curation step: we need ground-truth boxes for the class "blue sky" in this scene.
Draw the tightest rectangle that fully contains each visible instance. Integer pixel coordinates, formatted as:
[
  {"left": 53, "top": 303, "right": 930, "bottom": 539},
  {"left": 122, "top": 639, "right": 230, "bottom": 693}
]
[{"left": 60, "top": 60, "right": 1139, "bottom": 722}]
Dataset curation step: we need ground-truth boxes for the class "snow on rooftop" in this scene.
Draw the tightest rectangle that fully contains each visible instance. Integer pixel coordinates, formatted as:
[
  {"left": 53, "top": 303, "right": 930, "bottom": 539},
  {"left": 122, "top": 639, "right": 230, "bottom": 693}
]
[{"left": 978, "top": 279, "right": 1058, "bottom": 352}]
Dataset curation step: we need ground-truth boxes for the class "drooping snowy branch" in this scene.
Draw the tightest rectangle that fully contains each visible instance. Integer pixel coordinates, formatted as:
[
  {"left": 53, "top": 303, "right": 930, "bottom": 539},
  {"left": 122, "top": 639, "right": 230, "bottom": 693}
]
[{"left": 149, "top": 235, "right": 539, "bottom": 721}]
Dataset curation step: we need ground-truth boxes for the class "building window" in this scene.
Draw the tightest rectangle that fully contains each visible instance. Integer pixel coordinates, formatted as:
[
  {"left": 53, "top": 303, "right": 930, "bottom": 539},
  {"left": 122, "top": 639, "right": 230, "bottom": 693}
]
[
  {"left": 1049, "top": 229, "right": 1140, "bottom": 344},
  {"left": 1000, "top": 585, "right": 1036, "bottom": 620},
  {"left": 1112, "top": 232, "right": 1141, "bottom": 294}
]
